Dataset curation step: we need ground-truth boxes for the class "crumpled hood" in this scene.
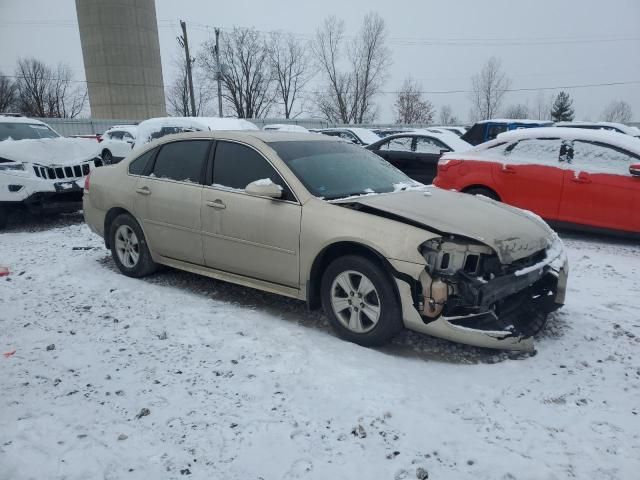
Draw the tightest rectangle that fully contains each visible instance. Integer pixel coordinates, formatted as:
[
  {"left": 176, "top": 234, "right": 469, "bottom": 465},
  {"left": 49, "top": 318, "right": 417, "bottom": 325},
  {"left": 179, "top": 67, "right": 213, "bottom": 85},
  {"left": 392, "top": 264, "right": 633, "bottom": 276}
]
[
  {"left": 338, "top": 188, "right": 555, "bottom": 263},
  {"left": 0, "top": 138, "right": 99, "bottom": 166}
]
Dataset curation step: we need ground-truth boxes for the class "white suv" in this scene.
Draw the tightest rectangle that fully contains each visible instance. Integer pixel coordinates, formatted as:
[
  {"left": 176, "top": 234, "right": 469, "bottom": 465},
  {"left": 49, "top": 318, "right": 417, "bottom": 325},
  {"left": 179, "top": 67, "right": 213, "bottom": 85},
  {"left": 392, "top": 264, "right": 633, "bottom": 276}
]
[
  {"left": 0, "top": 115, "right": 101, "bottom": 229},
  {"left": 99, "top": 125, "right": 138, "bottom": 164}
]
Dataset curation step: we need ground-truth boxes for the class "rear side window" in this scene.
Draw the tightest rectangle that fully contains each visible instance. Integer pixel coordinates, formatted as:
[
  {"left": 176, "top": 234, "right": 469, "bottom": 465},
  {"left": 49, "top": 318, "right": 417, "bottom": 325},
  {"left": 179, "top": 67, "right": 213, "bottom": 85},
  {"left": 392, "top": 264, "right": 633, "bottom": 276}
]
[
  {"left": 151, "top": 140, "right": 210, "bottom": 183},
  {"left": 571, "top": 141, "right": 639, "bottom": 174},
  {"left": 128, "top": 148, "right": 156, "bottom": 175},
  {"left": 415, "top": 136, "right": 448, "bottom": 154},
  {"left": 212, "top": 141, "right": 293, "bottom": 200}
]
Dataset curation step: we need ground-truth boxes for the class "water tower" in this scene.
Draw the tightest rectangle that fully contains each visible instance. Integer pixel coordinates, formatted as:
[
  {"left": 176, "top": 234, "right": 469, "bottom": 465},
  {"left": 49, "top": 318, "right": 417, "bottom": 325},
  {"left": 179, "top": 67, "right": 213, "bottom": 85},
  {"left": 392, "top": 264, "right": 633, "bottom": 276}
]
[{"left": 75, "top": 0, "right": 166, "bottom": 119}]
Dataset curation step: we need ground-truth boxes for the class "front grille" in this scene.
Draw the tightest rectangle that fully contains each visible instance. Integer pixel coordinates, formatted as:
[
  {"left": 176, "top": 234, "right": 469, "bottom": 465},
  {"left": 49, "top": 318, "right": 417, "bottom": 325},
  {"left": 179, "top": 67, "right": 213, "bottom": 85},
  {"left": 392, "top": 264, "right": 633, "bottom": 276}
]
[{"left": 33, "top": 162, "right": 92, "bottom": 180}]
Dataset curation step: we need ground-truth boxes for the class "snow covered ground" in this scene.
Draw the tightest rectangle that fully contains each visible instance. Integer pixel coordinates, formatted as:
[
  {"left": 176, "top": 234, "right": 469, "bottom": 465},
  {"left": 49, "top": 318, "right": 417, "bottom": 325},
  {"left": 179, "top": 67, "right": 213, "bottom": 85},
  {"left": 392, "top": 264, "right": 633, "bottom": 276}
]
[{"left": 1, "top": 214, "right": 638, "bottom": 480}]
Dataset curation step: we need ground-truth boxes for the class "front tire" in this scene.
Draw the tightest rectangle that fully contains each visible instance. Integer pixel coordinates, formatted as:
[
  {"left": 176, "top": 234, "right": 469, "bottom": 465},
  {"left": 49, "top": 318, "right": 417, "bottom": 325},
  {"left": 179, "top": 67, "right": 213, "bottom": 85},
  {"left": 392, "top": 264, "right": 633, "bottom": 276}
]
[
  {"left": 109, "top": 213, "right": 157, "bottom": 278},
  {"left": 321, "top": 255, "right": 403, "bottom": 347}
]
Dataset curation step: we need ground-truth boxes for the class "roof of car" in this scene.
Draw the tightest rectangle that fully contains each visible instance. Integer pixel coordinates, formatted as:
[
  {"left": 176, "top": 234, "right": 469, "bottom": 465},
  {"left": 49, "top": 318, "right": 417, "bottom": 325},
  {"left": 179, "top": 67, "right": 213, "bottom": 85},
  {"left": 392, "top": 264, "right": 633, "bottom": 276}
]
[
  {"left": 370, "top": 130, "right": 472, "bottom": 152},
  {"left": 140, "top": 130, "right": 342, "bottom": 146},
  {"left": 474, "top": 119, "right": 553, "bottom": 125},
  {"left": 486, "top": 127, "right": 640, "bottom": 156},
  {"left": 555, "top": 121, "right": 640, "bottom": 136},
  {"left": 0, "top": 115, "right": 49, "bottom": 125}
]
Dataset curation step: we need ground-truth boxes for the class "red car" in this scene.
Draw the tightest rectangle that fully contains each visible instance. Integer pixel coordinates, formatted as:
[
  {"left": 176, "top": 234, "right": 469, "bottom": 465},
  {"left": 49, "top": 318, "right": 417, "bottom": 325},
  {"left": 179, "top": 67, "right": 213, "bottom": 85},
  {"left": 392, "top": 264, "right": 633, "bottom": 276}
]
[{"left": 434, "top": 127, "right": 640, "bottom": 236}]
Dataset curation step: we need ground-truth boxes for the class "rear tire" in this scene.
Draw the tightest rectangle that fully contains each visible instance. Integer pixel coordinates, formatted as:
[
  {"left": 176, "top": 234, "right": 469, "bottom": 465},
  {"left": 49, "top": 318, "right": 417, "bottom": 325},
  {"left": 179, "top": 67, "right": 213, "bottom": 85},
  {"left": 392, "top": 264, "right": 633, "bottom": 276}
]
[
  {"left": 321, "top": 255, "right": 403, "bottom": 347},
  {"left": 109, "top": 213, "right": 157, "bottom": 278},
  {"left": 464, "top": 187, "right": 500, "bottom": 201},
  {"left": 102, "top": 149, "right": 113, "bottom": 165}
]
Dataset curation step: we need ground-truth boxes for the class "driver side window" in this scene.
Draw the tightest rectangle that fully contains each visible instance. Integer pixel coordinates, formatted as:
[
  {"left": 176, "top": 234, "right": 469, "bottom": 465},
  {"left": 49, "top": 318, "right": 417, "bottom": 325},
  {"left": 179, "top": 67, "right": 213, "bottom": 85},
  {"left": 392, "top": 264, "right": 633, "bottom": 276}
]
[{"left": 211, "top": 141, "right": 294, "bottom": 201}]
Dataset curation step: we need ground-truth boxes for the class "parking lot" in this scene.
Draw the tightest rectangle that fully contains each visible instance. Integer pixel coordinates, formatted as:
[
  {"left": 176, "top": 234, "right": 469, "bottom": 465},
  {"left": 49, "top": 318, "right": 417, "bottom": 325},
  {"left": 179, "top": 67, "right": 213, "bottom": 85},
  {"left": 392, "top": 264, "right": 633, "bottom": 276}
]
[{"left": 1, "top": 214, "right": 638, "bottom": 480}]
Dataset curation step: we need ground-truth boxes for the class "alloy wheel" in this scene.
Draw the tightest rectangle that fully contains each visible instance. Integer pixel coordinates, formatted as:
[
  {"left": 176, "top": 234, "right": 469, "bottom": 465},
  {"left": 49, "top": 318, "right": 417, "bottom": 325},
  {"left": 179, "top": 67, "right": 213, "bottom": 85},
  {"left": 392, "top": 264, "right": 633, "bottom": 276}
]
[
  {"left": 114, "top": 224, "right": 140, "bottom": 268},
  {"left": 330, "top": 270, "right": 381, "bottom": 333}
]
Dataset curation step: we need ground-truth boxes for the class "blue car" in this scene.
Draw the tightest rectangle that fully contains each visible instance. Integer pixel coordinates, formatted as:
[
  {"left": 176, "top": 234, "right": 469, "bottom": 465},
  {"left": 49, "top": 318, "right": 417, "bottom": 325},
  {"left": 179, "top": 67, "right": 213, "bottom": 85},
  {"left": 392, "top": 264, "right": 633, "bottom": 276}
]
[{"left": 461, "top": 119, "right": 552, "bottom": 145}]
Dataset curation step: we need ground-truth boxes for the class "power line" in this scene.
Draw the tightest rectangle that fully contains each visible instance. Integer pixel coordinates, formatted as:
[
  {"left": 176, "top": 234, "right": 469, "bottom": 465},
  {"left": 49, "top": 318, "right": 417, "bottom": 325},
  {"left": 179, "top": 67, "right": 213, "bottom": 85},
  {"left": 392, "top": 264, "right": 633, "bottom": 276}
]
[{"left": 1, "top": 74, "right": 638, "bottom": 95}]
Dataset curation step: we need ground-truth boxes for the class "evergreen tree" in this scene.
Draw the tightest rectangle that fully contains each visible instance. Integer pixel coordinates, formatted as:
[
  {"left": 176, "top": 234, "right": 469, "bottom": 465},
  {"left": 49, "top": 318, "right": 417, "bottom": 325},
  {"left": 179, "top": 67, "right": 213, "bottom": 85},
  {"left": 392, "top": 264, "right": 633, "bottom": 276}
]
[{"left": 550, "top": 91, "right": 575, "bottom": 122}]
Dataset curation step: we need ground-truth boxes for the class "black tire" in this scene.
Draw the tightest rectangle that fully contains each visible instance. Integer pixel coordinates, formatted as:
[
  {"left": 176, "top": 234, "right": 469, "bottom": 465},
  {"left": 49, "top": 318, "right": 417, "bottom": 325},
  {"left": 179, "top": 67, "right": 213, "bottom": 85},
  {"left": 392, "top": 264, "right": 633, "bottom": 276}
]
[
  {"left": 320, "top": 255, "right": 403, "bottom": 347},
  {"left": 109, "top": 213, "right": 158, "bottom": 278},
  {"left": 464, "top": 187, "right": 500, "bottom": 201},
  {"left": 102, "top": 149, "right": 113, "bottom": 165},
  {"left": 0, "top": 206, "right": 9, "bottom": 230}
]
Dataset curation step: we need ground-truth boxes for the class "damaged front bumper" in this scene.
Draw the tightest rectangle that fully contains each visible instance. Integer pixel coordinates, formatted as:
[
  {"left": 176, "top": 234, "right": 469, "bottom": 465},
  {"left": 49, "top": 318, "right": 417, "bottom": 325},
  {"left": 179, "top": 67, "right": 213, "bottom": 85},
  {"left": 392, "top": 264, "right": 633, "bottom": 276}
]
[{"left": 395, "top": 237, "right": 568, "bottom": 351}]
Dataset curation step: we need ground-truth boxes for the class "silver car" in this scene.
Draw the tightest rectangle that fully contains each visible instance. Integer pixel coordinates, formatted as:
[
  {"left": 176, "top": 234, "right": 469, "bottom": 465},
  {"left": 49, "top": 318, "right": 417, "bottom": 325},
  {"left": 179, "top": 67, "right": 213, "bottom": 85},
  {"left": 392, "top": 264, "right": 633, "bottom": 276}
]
[{"left": 83, "top": 131, "right": 568, "bottom": 351}]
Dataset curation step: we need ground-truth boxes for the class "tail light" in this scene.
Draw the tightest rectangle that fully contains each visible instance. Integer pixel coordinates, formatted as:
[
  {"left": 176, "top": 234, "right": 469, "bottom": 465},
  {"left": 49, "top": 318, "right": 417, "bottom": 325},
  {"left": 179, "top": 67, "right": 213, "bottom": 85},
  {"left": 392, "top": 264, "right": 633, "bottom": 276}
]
[
  {"left": 438, "top": 159, "right": 463, "bottom": 172},
  {"left": 84, "top": 172, "right": 91, "bottom": 192}
]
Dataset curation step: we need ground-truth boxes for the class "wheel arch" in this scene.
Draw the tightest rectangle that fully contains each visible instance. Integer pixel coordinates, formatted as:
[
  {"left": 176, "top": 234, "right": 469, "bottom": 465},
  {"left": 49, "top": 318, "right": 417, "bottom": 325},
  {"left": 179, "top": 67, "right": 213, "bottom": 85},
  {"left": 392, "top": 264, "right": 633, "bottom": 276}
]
[
  {"left": 103, "top": 207, "right": 133, "bottom": 249},
  {"left": 306, "top": 241, "right": 412, "bottom": 311},
  {"left": 461, "top": 184, "right": 501, "bottom": 201}
]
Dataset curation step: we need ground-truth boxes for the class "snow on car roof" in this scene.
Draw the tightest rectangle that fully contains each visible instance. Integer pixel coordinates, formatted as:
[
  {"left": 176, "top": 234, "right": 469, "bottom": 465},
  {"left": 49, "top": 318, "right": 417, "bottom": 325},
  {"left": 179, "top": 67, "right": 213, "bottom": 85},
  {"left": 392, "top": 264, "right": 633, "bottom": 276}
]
[
  {"left": 262, "top": 124, "right": 309, "bottom": 132},
  {"left": 0, "top": 115, "right": 49, "bottom": 125},
  {"left": 106, "top": 125, "right": 138, "bottom": 135},
  {"left": 475, "top": 118, "right": 553, "bottom": 125},
  {"left": 555, "top": 121, "right": 640, "bottom": 137},
  {"left": 384, "top": 129, "right": 472, "bottom": 152},
  {"left": 492, "top": 127, "right": 640, "bottom": 156},
  {"left": 134, "top": 117, "right": 259, "bottom": 148}
]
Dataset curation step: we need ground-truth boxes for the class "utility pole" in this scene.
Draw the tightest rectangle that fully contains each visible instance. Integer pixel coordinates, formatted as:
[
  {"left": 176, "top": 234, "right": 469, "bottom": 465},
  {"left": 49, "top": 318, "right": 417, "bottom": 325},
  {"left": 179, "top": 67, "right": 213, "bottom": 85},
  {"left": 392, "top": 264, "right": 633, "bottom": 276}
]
[
  {"left": 179, "top": 20, "right": 197, "bottom": 117},
  {"left": 214, "top": 28, "right": 223, "bottom": 117}
]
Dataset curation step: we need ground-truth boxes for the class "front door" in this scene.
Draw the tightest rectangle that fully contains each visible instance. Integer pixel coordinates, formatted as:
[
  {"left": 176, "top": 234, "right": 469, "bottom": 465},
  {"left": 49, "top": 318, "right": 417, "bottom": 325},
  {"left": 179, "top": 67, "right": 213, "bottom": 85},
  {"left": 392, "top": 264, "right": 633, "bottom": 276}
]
[
  {"left": 558, "top": 140, "right": 640, "bottom": 232},
  {"left": 134, "top": 139, "right": 211, "bottom": 264},
  {"left": 489, "top": 138, "right": 565, "bottom": 220},
  {"left": 372, "top": 136, "right": 415, "bottom": 176},
  {"left": 201, "top": 140, "right": 302, "bottom": 287}
]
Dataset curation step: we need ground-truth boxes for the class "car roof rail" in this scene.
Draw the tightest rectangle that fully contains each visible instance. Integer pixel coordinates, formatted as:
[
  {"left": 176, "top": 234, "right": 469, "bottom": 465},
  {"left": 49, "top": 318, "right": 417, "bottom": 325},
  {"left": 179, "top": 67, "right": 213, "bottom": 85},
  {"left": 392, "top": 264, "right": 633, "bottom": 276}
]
[{"left": 0, "top": 112, "right": 25, "bottom": 117}]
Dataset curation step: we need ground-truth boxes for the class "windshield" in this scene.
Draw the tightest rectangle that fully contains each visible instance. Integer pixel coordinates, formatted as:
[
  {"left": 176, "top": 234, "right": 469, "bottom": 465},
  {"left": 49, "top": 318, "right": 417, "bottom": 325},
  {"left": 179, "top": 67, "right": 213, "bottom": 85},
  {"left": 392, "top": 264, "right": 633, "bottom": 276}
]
[
  {"left": 0, "top": 122, "right": 60, "bottom": 141},
  {"left": 269, "top": 140, "right": 418, "bottom": 200}
]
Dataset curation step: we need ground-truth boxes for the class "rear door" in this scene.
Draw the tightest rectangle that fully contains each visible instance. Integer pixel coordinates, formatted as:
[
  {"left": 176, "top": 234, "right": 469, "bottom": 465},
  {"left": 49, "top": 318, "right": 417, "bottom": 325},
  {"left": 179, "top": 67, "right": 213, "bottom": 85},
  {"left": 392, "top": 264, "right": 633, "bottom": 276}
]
[
  {"left": 201, "top": 140, "right": 302, "bottom": 287},
  {"left": 558, "top": 140, "right": 640, "bottom": 232},
  {"left": 489, "top": 138, "right": 565, "bottom": 220},
  {"left": 413, "top": 136, "right": 450, "bottom": 184},
  {"left": 134, "top": 139, "right": 211, "bottom": 264}
]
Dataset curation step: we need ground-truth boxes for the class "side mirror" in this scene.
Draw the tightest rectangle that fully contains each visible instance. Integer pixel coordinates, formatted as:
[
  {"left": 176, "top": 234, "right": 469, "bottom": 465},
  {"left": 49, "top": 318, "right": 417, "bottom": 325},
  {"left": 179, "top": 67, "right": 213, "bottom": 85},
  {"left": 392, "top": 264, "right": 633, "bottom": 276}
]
[
  {"left": 630, "top": 164, "right": 640, "bottom": 177},
  {"left": 245, "top": 179, "right": 283, "bottom": 198}
]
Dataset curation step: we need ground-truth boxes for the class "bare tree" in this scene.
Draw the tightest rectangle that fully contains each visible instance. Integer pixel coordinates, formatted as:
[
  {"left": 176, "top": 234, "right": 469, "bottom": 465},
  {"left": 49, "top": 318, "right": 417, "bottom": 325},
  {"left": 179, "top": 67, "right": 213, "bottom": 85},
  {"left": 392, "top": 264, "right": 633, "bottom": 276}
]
[
  {"left": 268, "top": 32, "right": 311, "bottom": 119},
  {"left": 393, "top": 78, "right": 434, "bottom": 124},
  {"left": 503, "top": 103, "right": 529, "bottom": 119},
  {"left": 167, "top": 54, "right": 212, "bottom": 117},
  {"left": 202, "top": 27, "right": 275, "bottom": 119},
  {"left": 14, "top": 58, "right": 86, "bottom": 118},
  {"left": 470, "top": 57, "right": 511, "bottom": 120},
  {"left": 313, "top": 16, "right": 352, "bottom": 123},
  {"left": 350, "top": 12, "right": 390, "bottom": 123},
  {"left": 532, "top": 90, "right": 552, "bottom": 120},
  {"left": 602, "top": 100, "right": 632, "bottom": 123},
  {"left": 439, "top": 105, "right": 458, "bottom": 125},
  {"left": 0, "top": 73, "right": 17, "bottom": 112},
  {"left": 313, "top": 13, "right": 390, "bottom": 123}
]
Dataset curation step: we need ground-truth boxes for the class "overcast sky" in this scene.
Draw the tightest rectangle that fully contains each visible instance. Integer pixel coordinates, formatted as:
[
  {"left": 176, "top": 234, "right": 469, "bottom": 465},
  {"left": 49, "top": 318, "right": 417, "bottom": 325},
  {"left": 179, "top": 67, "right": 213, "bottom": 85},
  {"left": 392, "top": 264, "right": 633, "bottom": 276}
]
[{"left": 1, "top": 0, "right": 638, "bottom": 122}]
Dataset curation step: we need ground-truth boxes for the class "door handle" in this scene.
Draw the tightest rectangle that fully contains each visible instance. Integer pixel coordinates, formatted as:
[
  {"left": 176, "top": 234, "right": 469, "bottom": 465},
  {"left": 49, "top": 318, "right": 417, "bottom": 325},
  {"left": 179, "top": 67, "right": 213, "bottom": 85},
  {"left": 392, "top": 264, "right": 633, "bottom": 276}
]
[
  {"left": 501, "top": 165, "right": 516, "bottom": 174},
  {"left": 135, "top": 186, "right": 151, "bottom": 195},
  {"left": 206, "top": 199, "right": 226, "bottom": 209}
]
